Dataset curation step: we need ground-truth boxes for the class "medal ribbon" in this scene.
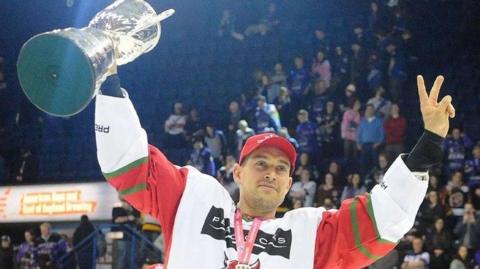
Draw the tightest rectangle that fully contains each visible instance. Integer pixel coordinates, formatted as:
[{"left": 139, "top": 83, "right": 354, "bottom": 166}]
[{"left": 234, "top": 209, "right": 262, "bottom": 265}]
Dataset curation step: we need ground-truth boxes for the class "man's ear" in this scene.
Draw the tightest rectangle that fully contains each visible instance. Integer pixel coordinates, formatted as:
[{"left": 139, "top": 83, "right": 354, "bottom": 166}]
[
  {"left": 288, "top": 176, "right": 292, "bottom": 189},
  {"left": 233, "top": 164, "right": 242, "bottom": 185}
]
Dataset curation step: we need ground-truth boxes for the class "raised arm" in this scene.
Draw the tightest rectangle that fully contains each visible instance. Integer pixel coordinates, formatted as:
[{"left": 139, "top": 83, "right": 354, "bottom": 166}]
[
  {"left": 95, "top": 66, "right": 188, "bottom": 259},
  {"left": 313, "top": 75, "right": 455, "bottom": 269}
]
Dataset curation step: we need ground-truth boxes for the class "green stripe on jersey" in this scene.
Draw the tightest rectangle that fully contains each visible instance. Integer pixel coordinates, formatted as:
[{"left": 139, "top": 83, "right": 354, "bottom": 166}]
[
  {"left": 103, "top": 157, "right": 148, "bottom": 180},
  {"left": 119, "top": 182, "right": 147, "bottom": 197}
]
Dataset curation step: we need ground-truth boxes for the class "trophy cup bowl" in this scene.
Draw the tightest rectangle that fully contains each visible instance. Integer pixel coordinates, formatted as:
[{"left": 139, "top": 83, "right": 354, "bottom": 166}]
[{"left": 17, "top": 0, "right": 174, "bottom": 117}]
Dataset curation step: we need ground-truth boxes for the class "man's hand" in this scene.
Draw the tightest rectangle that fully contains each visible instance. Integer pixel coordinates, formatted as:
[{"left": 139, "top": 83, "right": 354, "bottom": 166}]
[
  {"left": 107, "top": 61, "right": 118, "bottom": 76},
  {"left": 417, "top": 75, "right": 455, "bottom": 138}
]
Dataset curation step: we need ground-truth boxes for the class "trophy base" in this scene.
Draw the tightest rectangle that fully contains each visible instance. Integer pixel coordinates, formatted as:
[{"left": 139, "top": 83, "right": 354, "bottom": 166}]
[{"left": 17, "top": 33, "right": 96, "bottom": 117}]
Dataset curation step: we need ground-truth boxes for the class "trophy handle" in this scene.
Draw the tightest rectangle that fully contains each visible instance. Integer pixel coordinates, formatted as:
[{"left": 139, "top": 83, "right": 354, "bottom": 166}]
[{"left": 126, "top": 9, "right": 175, "bottom": 37}]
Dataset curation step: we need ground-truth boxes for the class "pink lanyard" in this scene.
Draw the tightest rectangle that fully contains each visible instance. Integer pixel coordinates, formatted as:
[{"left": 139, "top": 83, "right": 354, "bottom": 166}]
[{"left": 234, "top": 209, "right": 262, "bottom": 265}]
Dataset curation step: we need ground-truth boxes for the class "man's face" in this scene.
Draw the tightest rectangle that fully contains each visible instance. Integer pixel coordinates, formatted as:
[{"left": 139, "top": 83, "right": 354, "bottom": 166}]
[
  {"left": 40, "top": 225, "right": 50, "bottom": 237},
  {"left": 25, "top": 232, "right": 34, "bottom": 243},
  {"left": 297, "top": 113, "right": 306, "bottom": 123},
  {"left": 365, "top": 106, "right": 375, "bottom": 118},
  {"left": 233, "top": 147, "right": 292, "bottom": 214},
  {"left": 274, "top": 63, "right": 283, "bottom": 73},
  {"left": 412, "top": 238, "right": 423, "bottom": 253},
  {"left": 294, "top": 57, "right": 304, "bottom": 69},
  {"left": 473, "top": 146, "right": 480, "bottom": 159},
  {"left": 229, "top": 101, "right": 239, "bottom": 113},
  {"left": 452, "top": 128, "right": 461, "bottom": 139},
  {"left": 315, "top": 30, "right": 325, "bottom": 40},
  {"left": 314, "top": 80, "right": 327, "bottom": 95},
  {"left": 174, "top": 103, "right": 183, "bottom": 114},
  {"left": 1, "top": 240, "right": 9, "bottom": 249}
]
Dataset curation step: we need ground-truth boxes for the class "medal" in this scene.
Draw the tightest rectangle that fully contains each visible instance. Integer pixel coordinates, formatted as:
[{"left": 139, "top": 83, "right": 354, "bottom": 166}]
[{"left": 234, "top": 209, "right": 262, "bottom": 267}]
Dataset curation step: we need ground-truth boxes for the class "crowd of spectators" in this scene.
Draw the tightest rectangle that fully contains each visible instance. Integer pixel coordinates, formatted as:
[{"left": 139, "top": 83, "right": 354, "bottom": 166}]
[{"left": 0, "top": 0, "right": 480, "bottom": 268}]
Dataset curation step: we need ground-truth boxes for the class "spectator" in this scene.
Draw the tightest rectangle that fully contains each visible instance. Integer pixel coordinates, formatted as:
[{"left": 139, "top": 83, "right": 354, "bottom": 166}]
[
  {"left": 112, "top": 199, "right": 139, "bottom": 269},
  {"left": 349, "top": 42, "right": 367, "bottom": 87},
  {"left": 447, "top": 171, "right": 470, "bottom": 218},
  {"left": 294, "top": 153, "right": 319, "bottom": 182},
  {"left": 339, "top": 83, "right": 358, "bottom": 113},
  {"left": 184, "top": 108, "right": 205, "bottom": 144},
  {"left": 387, "top": 42, "right": 407, "bottom": 102},
  {"left": 252, "top": 96, "right": 280, "bottom": 133},
  {"left": 366, "top": 59, "right": 383, "bottom": 95},
  {"left": 472, "top": 186, "right": 480, "bottom": 214},
  {"left": 326, "top": 161, "right": 345, "bottom": 187},
  {"left": 271, "top": 63, "right": 287, "bottom": 87},
  {"left": 401, "top": 237, "right": 430, "bottom": 269},
  {"left": 218, "top": 9, "right": 243, "bottom": 40},
  {"left": 287, "top": 56, "right": 310, "bottom": 100},
  {"left": 307, "top": 79, "right": 331, "bottom": 125},
  {"left": 418, "top": 191, "right": 446, "bottom": 232},
  {"left": 244, "top": 2, "right": 279, "bottom": 36},
  {"left": 0, "top": 235, "right": 13, "bottom": 269},
  {"left": 260, "top": 74, "right": 281, "bottom": 104},
  {"left": 340, "top": 173, "right": 367, "bottom": 201},
  {"left": 16, "top": 229, "right": 37, "bottom": 269},
  {"left": 219, "top": 155, "right": 239, "bottom": 201},
  {"left": 288, "top": 169, "right": 317, "bottom": 207},
  {"left": 357, "top": 104, "right": 384, "bottom": 175},
  {"left": 36, "top": 223, "right": 68, "bottom": 269},
  {"left": 454, "top": 203, "right": 480, "bottom": 251},
  {"left": 315, "top": 173, "right": 339, "bottom": 207},
  {"left": 73, "top": 215, "right": 96, "bottom": 269},
  {"left": 312, "top": 28, "right": 330, "bottom": 53},
  {"left": 277, "top": 127, "right": 299, "bottom": 150},
  {"left": 464, "top": 143, "right": 480, "bottom": 187},
  {"left": 295, "top": 109, "right": 317, "bottom": 154},
  {"left": 428, "top": 174, "right": 449, "bottom": 208},
  {"left": 443, "top": 127, "right": 473, "bottom": 176},
  {"left": 164, "top": 102, "right": 188, "bottom": 164},
  {"left": 331, "top": 46, "right": 350, "bottom": 90},
  {"left": 383, "top": 103, "right": 407, "bottom": 160},
  {"left": 204, "top": 123, "right": 227, "bottom": 167},
  {"left": 367, "top": 85, "right": 392, "bottom": 118},
  {"left": 274, "top": 86, "right": 295, "bottom": 129},
  {"left": 189, "top": 136, "right": 216, "bottom": 176},
  {"left": 235, "top": 120, "right": 255, "bottom": 157},
  {"left": 365, "top": 152, "right": 389, "bottom": 189},
  {"left": 315, "top": 101, "right": 341, "bottom": 158},
  {"left": 341, "top": 99, "right": 361, "bottom": 159},
  {"left": 225, "top": 101, "right": 242, "bottom": 155},
  {"left": 139, "top": 214, "right": 163, "bottom": 266},
  {"left": 425, "top": 218, "right": 452, "bottom": 269},
  {"left": 449, "top": 245, "right": 475, "bottom": 269},
  {"left": 311, "top": 50, "right": 331, "bottom": 87}
]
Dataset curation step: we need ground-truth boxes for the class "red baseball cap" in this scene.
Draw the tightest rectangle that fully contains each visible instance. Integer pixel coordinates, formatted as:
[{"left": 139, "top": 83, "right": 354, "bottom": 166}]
[{"left": 239, "top": 133, "right": 297, "bottom": 174}]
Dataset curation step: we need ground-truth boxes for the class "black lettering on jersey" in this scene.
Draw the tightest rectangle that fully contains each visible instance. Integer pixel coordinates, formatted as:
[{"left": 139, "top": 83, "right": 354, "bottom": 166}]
[
  {"left": 201, "top": 206, "right": 292, "bottom": 259},
  {"left": 95, "top": 124, "right": 110, "bottom": 133}
]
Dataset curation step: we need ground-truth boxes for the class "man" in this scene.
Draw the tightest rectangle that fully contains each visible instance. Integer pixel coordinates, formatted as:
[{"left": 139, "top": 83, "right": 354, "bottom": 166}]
[
  {"left": 36, "top": 223, "right": 67, "bottom": 269},
  {"left": 357, "top": 104, "right": 385, "bottom": 174},
  {"left": 112, "top": 198, "right": 139, "bottom": 269},
  {"left": 288, "top": 169, "right": 317, "bottom": 207},
  {"left": 454, "top": 203, "right": 480, "bottom": 251},
  {"left": 96, "top": 65, "right": 454, "bottom": 268},
  {"left": 383, "top": 103, "right": 407, "bottom": 160},
  {"left": 465, "top": 143, "right": 480, "bottom": 187},
  {"left": 0, "top": 235, "right": 14, "bottom": 269},
  {"left": 295, "top": 109, "right": 317, "bottom": 154},
  {"left": 401, "top": 237, "right": 430, "bottom": 269},
  {"left": 443, "top": 127, "right": 472, "bottom": 176}
]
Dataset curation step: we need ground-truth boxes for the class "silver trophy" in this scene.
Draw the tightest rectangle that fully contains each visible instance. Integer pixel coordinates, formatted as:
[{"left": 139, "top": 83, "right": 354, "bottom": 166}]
[{"left": 17, "top": 0, "right": 174, "bottom": 117}]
